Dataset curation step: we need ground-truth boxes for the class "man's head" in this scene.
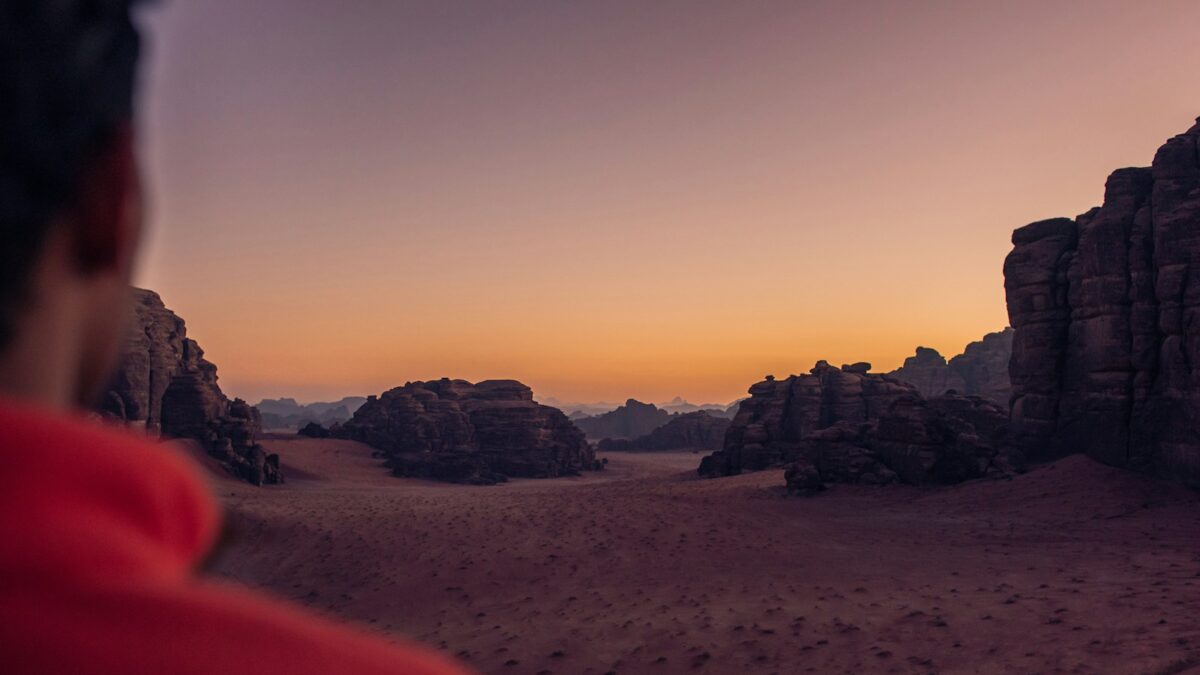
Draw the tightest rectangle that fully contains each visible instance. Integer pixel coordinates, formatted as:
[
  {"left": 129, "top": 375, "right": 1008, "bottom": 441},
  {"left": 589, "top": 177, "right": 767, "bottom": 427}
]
[{"left": 0, "top": 0, "right": 146, "bottom": 408}]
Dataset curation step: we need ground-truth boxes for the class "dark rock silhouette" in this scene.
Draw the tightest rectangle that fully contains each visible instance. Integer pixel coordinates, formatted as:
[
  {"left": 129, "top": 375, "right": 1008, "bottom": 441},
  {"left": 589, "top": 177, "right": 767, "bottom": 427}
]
[
  {"left": 572, "top": 399, "right": 671, "bottom": 440},
  {"left": 101, "top": 288, "right": 281, "bottom": 485},
  {"left": 699, "top": 362, "right": 1017, "bottom": 487},
  {"left": 890, "top": 347, "right": 965, "bottom": 399},
  {"left": 777, "top": 393, "right": 1018, "bottom": 492},
  {"left": 597, "top": 411, "right": 730, "bottom": 452},
  {"left": 889, "top": 328, "right": 1013, "bottom": 406},
  {"left": 1005, "top": 117, "right": 1200, "bottom": 485},
  {"left": 335, "top": 378, "right": 596, "bottom": 484},
  {"left": 257, "top": 396, "right": 367, "bottom": 430},
  {"left": 298, "top": 421, "right": 332, "bottom": 438}
]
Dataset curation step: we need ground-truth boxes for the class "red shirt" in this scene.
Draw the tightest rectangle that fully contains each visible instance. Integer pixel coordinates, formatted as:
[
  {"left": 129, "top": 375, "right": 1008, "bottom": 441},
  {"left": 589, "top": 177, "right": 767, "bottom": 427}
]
[{"left": 0, "top": 400, "right": 472, "bottom": 675}]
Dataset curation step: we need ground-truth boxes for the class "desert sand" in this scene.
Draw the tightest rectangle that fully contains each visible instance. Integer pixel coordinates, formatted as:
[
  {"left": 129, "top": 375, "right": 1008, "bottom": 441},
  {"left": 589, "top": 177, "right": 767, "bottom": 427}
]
[{"left": 208, "top": 437, "right": 1200, "bottom": 674}]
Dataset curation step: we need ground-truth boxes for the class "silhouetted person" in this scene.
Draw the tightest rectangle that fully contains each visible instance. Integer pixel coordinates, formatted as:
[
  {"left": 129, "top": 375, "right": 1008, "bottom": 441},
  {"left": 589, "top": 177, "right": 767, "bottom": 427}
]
[{"left": 0, "top": 3, "right": 468, "bottom": 673}]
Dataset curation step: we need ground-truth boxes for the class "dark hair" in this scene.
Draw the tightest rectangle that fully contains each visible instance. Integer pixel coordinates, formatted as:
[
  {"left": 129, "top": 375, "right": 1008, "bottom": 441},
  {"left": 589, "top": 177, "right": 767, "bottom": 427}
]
[{"left": 0, "top": 0, "right": 146, "bottom": 346}]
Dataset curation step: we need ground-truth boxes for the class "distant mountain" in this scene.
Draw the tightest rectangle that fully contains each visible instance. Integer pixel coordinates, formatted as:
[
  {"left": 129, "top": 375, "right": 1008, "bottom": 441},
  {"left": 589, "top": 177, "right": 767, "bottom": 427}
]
[
  {"left": 656, "top": 396, "right": 736, "bottom": 417},
  {"left": 256, "top": 396, "right": 368, "bottom": 431},
  {"left": 538, "top": 397, "right": 623, "bottom": 418},
  {"left": 597, "top": 411, "right": 731, "bottom": 452},
  {"left": 572, "top": 399, "right": 672, "bottom": 440}
]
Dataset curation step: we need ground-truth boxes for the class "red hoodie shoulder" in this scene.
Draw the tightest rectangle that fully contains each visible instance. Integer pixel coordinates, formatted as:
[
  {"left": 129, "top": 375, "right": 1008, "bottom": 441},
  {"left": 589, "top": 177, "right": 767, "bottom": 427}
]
[{"left": 0, "top": 401, "right": 471, "bottom": 675}]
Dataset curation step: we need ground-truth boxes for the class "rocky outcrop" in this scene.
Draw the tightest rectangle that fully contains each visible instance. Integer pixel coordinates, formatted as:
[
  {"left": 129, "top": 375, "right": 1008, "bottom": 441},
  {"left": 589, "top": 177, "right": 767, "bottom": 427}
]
[
  {"left": 889, "top": 348, "right": 966, "bottom": 400},
  {"left": 1005, "top": 117, "right": 1200, "bottom": 485},
  {"left": 889, "top": 329, "right": 1013, "bottom": 406},
  {"left": 572, "top": 399, "right": 671, "bottom": 440},
  {"left": 698, "top": 361, "right": 1018, "bottom": 487},
  {"left": 297, "top": 421, "right": 332, "bottom": 438},
  {"left": 335, "top": 379, "right": 597, "bottom": 484},
  {"left": 779, "top": 394, "right": 1018, "bottom": 493},
  {"left": 101, "top": 288, "right": 281, "bottom": 485},
  {"left": 699, "top": 362, "right": 915, "bottom": 476},
  {"left": 597, "top": 411, "right": 730, "bottom": 452}
]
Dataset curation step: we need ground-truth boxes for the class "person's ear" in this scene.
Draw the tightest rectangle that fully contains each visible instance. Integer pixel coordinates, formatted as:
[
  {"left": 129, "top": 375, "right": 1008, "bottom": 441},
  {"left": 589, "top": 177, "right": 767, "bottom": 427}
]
[{"left": 71, "top": 122, "right": 142, "bottom": 278}]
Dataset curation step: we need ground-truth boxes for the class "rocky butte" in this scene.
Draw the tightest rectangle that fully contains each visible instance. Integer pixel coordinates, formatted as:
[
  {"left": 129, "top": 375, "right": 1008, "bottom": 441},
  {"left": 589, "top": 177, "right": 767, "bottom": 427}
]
[
  {"left": 1005, "top": 117, "right": 1200, "bottom": 485},
  {"left": 888, "top": 328, "right": 1013, "bottom": 406},
  {"left": 700, "top": 361, "right": 1018, "bottom": 489},
  {"left": 335, "top": 378, "right": 597, "bottom": 484},
  {"left": 100, "top": 289, "right": 281, "bottom": 485}
]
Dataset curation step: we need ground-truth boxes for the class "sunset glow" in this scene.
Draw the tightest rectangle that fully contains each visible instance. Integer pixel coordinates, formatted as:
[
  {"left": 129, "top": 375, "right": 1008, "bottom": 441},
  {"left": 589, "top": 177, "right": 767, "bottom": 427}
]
[{"left": 136, "top": 0, "right": 1200, "bottom": 404}]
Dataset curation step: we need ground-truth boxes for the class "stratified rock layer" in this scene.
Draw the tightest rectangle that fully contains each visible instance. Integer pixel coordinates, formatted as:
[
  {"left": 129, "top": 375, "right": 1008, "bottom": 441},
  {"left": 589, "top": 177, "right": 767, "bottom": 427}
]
[
  {"left": 889, "top": 329, "right": 1013, "bottom": 406},
  {"left": 597, "top": 411, "right": 730, "bottom": 452},
  {"left": 700, "top": 362, "right": 1017, "bottom": 487},
  {"left": 1005, "top": 118, "right": 1200, "bottom": 485},
  {"left": 101, "top": 288, "right": 281, "bottom": 485},
  {"left": 336, "top": 379, "right": 597, "bottom": 484}
]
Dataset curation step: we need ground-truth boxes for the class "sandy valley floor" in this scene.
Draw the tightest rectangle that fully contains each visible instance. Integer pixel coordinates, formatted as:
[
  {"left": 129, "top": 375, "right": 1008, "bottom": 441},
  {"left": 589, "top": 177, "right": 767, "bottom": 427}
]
[{"left": 208, "top": 437, "right": 1200, "bottom": 674}]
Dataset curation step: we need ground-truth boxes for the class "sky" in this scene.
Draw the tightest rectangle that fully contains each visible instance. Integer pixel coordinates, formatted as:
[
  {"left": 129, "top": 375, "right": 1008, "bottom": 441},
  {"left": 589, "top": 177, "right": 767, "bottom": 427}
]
[{"left": 136, "top": 0, "right": 1200, "bottom": 405}]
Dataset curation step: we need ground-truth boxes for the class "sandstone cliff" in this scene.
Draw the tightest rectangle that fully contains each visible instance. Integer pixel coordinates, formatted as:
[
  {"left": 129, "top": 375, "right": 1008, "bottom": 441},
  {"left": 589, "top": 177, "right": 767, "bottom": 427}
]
[
  {"left": 101, "top": 289, "right": 281, "bottom": 485},
  {"left": 889, "top": 328, "right": 1013, "bottom": 406},
  {"left": 699, "top": 361, "right": 1017, "bottom": 487},
  {"left": 335, "top": 378, "right": 597, "bottom": 484},
  {"left": 1005, "top": 117, "right": 1200, "bottom": 485}
]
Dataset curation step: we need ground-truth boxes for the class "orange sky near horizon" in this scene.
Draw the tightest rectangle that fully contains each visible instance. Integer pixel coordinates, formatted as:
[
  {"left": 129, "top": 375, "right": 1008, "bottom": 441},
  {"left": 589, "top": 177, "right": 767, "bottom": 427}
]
[{"left": 134, "top": 0, "right": 1200, "bottom": 405}]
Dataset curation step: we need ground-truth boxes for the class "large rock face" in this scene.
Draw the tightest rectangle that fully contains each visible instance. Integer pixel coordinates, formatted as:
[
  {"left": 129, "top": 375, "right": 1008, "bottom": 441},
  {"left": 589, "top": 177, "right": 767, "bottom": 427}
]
[
  {"left": 889, "top": 329, "right": 1013, "bottom": 406},
  {"left": 572, "top": 399, "right": 671, "bottom": 440},
  {"left": 699, "top": 361, "right": 915, "bottom": 475},
  {"left": 699, "top": 362, "right": 1017, "bottom": 487},
  {"left": 101, "top": 289, "right": 280, "bottom": 485},
  {"left": 597, "top": 411, "right": 730, "bottom": 452},
  {"left": 336, "top": 378, "right": 597, "bottom": 484},
  {"left": 1005, "top": 118, "right": 1200, "bottom": 485},
  {"left": 776, "top": 394, "right": 1017, "bottom": 492}
]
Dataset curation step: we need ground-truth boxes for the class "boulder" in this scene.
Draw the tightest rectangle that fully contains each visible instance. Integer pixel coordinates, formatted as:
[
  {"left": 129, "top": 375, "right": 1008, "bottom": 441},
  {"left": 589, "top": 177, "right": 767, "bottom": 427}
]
[
  {"left": 335, "top": 378, "right": 597, "bottom": 484},
  {"left": 1004, "top": 117, "right": 1200, "bottom": 485}
]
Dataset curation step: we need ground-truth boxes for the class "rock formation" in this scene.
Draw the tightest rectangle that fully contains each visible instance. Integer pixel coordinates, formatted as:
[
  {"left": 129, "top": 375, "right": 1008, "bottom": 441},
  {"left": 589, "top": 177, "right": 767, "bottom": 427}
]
[
  {"left": 889, "top": 328, "right": 1013, "bottom": 406},
  {"left": 1005, "top": 117, "right": 1200, "bottom": 485},
  {"left": 297, "top": 421, "right": 332, "bottom": 438},
  {"left": 699, "top": 361, "right": 1018, "bottom": 487},
  {"left": 889, "top": 347, "right": 965, "bottom": 400},
  {"left": 101, "top": 288, "right": 281, "bottom": 485},
  {"left": 335, "top": 378, "right": 597, "bottom": 484},
  {"left": 597, "top": 411, "right": 730, "bottom": 452},
  {"left": 572, "top": 399, "right": 672, "bottom": 440},
  {"left": 776, "top": 393, "right": 1017, "bottom": 493}
]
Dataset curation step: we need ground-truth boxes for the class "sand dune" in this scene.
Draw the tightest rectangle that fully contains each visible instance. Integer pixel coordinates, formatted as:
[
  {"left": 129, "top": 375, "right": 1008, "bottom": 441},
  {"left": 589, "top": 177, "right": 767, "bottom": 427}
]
[{"left": 208, "top": 438, "right": 1200, "bottom": 674}]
